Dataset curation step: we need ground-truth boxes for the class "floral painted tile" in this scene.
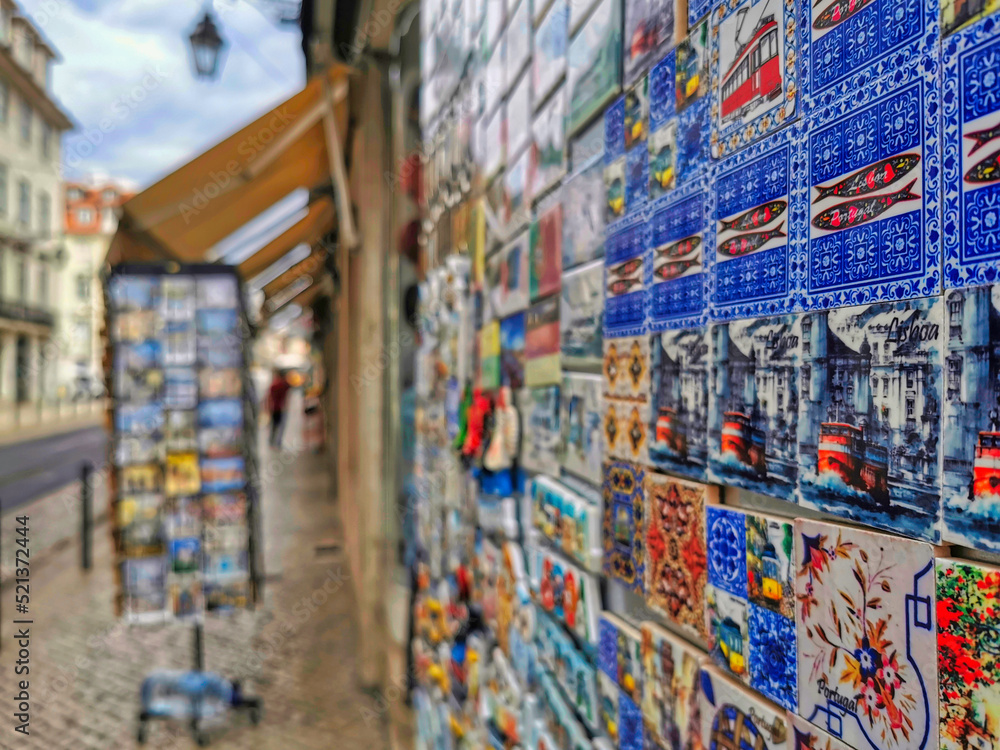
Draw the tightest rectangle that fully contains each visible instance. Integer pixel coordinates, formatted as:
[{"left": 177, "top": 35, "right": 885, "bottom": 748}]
[
  {"left": 645, "top": 472, "right": 714, "bottom": 640},
  {"left": 602, "top": 460, "right": 646, "bottom": 594},
  {"left": 705, "top": 583, "right": 750, "bottom": 686},
  {"left": 797, "top": 298, "right": 944, "bottom": 543},
  {"left": 699, "top": 663, "right": 790, "bottom": 750},
  {"left": 748, "top": 603, "right": 798, "bottom": 712},
  {"left": 598, "top": 612, "right": 644, "bottom": 706},
  {"left": 706, "top": 505, "right": 748, "bottom": 599},
  {"left": 620, "top": 689, "right": 646, "bottom": 750},
  {"left": 707, "top": 317, "right": 801, "bottom": 501},
  {"left": 936, "top": 557, "right": 1000, "bottom": 750},
  {"left": 640, "top": 620, "right": 706, "bottom": 750},
  {"left": 795, "top": 519, "right": 939, "bottom": 750},
  {"left": 941, "top": 284, "right": 1000, "bottom": 553},
  {"left": 603, "top": 335, "right": 651, "bottom": 402},
  {"left": 649, "top": 326, "right": 710, "bottom": 481}
]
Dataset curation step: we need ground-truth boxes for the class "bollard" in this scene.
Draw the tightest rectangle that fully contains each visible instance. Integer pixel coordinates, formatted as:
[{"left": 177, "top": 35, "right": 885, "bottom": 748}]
[{"left": 81, "top": 461, "right": 93, "bottom": 570}]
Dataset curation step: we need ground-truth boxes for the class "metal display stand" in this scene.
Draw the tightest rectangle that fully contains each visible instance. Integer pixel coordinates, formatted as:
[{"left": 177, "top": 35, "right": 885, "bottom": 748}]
[{"left": 103, "top": 263, "right": 264, "bottom": 746}]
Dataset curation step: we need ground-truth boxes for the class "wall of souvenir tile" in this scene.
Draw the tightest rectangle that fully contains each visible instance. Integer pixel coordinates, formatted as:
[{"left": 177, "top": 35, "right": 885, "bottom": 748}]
[
  {"left": 107, "top": 265, "right": 258, "bottom": 622},
  {"left": 412, "top": 0, "right": 1000, "bottom": 746}
]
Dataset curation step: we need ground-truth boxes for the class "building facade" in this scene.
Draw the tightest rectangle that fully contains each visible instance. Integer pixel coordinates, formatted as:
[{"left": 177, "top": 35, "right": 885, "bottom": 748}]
[
  {"left": 0, "top": 0, "right": 72, "bottom": 408},
  {"left": 61, "top": 177, "right": 133, "bottom": 396}
]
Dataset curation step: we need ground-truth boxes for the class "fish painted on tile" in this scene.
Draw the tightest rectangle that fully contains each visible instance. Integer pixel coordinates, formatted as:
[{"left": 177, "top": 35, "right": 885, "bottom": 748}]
[
  {"left": 813, "top": 154, "right": 920, "bottom": 202},
  {"left": 719, "top": 200, "right": 787, "bottom": 231},
  {"left": 717, "top": 223, "right": 786, "bottom": 256},
  {"left": 964, "top": 149, "right": 1000, "bottom": 184},
  {"left": 656, "top": 235, "right": 701, "bottom": 259},
  {"left": 811, "top": 180, "right": 919, "bottom": 231},
  {"left": 964, "top": 122, "right": 1000, "bottom": 154},
  {"left": 610, "top": 258, "right": 644, "bottom": 278},
  {"left": 608, "top": 277, "right": 643, "bottom": 295},
  {"left": 813, "top": 0, "right": 877, "bottom": 29},
  {"left": 653, "top": 257, "right": 701, "bottom": 280}
]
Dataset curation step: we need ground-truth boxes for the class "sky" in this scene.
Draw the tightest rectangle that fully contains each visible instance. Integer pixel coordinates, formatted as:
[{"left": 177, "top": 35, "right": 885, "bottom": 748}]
[{"left": 21, "top": 0, "right": 306, "bottom": 188}]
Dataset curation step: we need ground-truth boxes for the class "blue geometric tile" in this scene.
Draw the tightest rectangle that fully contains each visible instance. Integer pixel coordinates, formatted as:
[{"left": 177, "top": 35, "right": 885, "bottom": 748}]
[
  {"left": 598, "top": 615, "right": 618, "bottom": 680},
  {"left": 619, "top": 690, "right": 645, "bottom": 750},
  {"left": 943, "top": 15, "right": 1000, "bottom": 289},
  {"left": 626, "top": 146, "right": 649, "bottom": 216},
  {"left": 648, "top": 177, "right": 713, "bottom": 331},
  {"left": 804, "top": 59, "right": 941, "bottom": 309},
  {"left": 800, "top": 0, "right": 939, "bottom": 110},
  {"left": 710, "top": 0, "right": 801, "bottom": 160},
  {"left": 705, "top": 505, "right": 747, "bottom": 599},
  {"left": 605, "top": 212, "right": 650, "bottom": 338},
  {"left": 710, "top": 126, "right": 808, "bottom": 320},
  {"left": 747, "top": 603, "right": 797, "bottom": 712}
]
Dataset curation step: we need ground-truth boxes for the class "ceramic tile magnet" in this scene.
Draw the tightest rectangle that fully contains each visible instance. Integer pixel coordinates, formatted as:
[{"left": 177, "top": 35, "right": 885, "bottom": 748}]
[
  {"left": 648, "top": 178, "right": 712, "bottom": 331},
  {"left": 710, "top": 0, "right": 800, "bottom": 160},
  {"left": 936, "top": 557, "right": 1000, "bottom": 750},
  {"left": 645, "top": 473, "right": 712, "bottom": 641},
  {"left": 797, "top": 298, "right": 944, "bottom": 544},
  {"left": 520, "top": 385, "right": 562, "bottom": 475},
  {"left": 795, "top": 519, "right": 940, "bottom": 750},
  {"left": 560, "top": 261, "right": 604, "bottom": 372},
  {"left": 602, "top": 460, "right": 647, "bottom": 594},
  {"left": 640, "top": 620, "right": 706, "bottom": 750},
  {"left": 605, "top": 214, "right": 651, "bottom": 338},
  {"left": 705, "top": 583, "right": 750, "bottom": 685},
  {"left": 788, "top": 712, "right": 855, "bottom": 750},
  {"left": 598, "top": 670, "right": 622, "bottom": 745},
  {"left": 603, "top": 334, "right": 651, "bottom": 402},
  {"left": 699, "top": 663, "right": 790, "bottom": 750},
  {"left": 559, "top": 372, "right": 604, "bottom": 486},
  {"left": 941, "top": 284, "right": 1000, "bottom": 553},
  {"left": 711, "top": 127, "right": 806, "bottom": 321},
  {"left": 805, "top": 66, "right": 941, "bottom": 309},
  {"left": 802, "top": 0, "right": 938, "bottom": 108},
  {"left": 707, "top": 316, "right": 801, "bottom": 502},
  {"left": 599, "top": 612, "right": 644, "bottom": 706},
  {"left": 942, "top": 18, "right": 1000, "bottom": 289},
  {"left": 604, "top": 396, "right": 650, "bottom": 465},
  {"left": 649, "top": 326, "right": 711, "bottom": 481},
  {"left": 620, "top": 689, "right": 646, "bottom": 750}
]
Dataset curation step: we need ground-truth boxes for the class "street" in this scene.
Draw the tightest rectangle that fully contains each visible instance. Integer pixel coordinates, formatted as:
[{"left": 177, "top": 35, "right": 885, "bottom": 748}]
[{"left": 0, "top": 425, "right": 107, "bottom": 511}]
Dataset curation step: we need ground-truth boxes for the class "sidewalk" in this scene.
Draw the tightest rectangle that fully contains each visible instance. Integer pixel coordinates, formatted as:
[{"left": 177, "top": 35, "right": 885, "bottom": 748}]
[
  {"left": 0, "top": 409, "right": 102, "bottom": 448},
  {"left": 0, "top": 431, "right": 393, "bottom": 749}
]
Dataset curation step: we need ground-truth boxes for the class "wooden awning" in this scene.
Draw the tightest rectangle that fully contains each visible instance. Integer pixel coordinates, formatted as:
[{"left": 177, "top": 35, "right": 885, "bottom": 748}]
[
  {"left": 261, "top": 247, "right": 328, "bottom": 298},
  {"left": 107, "top": 63, "right": 357, "bottom": 274}
]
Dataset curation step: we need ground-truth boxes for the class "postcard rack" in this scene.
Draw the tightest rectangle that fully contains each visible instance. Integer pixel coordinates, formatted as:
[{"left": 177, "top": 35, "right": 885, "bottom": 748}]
[{"left": 103, "top": 261, "right": 262, "bottom": 623}]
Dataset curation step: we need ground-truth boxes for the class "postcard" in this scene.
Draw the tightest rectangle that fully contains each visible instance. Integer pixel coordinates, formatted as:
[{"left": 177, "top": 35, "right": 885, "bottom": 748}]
[
  {"left": 164, "top": 320, "right": 196, "bottom": 366},
  {"left": 122, "top": 556, "right": 167, "bottom": 594},
  {"left": 114, "top": 310, "right": 159, "bottom": 342},
  {"left": 199, "top": 368, "right": 241, "bottom": 400},
  {"left": 115, "top": 339, "right": 162, "bottom": 371},
  {"left": 202, "top": 493, "right": 247, "bottom": 525},
  {"left": 110, "top": 275, "right": 159, "bottom": 312},
  {"left": 500, "top": 312, "right": 526, "bottom": 389},
  {"left": 165, "top": 496, "right": 202, "bottom": 538},
  {"left": 562, "top": 158, "right": 606, "bottom": 269},
  {"left": 165, "top": 452, "right": 200, "bottom": 496},
  {"left": 531, "top": 88, "right": 567, "bottom": 198},
  {"left": 204, "top": 549, "right": 249, "bottom": 577},
  {"left": 161, "top": 276, "right": 195, "bottom": 320},
  {"left": 164, "top": 368, "right": 197, "bottom": 410},
  {"left": 199, "top": 426, "right": 243, "bottom": 459},
  {"left": 205, "top": 578, "right": 249, "bottom": 612},
  {"left": 197, "top": 275, "right": 239, "bottom": 309},
  {"left": 117, "top": 494, "right": 165, "bottom": 557},
  {"left": 560, "top": 260, "right": 604, "bottom": 371},
  {"left": 525, "top": 294, "right": 561, "bottom": 386},
  {"left": 120, "top": 463, "right": 163, "bottom": 495},
  {"left": 169, "top": 576, "right": 202, "bottom": 618},
  {"left": 114, "top": 368, "right": 163, "bottom": 403},
  {"left": 168, "top": 537, "right": 201, "bottom": 574},
  {"left": 200, "top": 456, "right": 245, "bottom": 493},
  {"left": 530, "top": 202, "right": 562, "bottom": 300},
  {"left": 533, "top": 0, "right": 568, "bottom": 106},
  {"left": 567, "top": 0, "right": 622, "bottom": 135},
  {"left": 164, "top": 410, "right": 197, "bottom": 452},
  {"left": 115, "top": 435, "right": 162, "bottom": 466},
  {"left": 198, "top": 399, "right": 243, "bottom": 429}
]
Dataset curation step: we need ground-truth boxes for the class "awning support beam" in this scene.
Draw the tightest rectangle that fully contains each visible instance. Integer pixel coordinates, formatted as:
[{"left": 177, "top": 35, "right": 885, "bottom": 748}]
[{"left": 322, "top": 80, "right": 359, "bottom": 252}]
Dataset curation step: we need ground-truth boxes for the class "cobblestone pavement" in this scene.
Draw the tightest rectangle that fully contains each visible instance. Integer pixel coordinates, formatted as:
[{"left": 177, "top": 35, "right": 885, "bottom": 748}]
[{"left": 0, "top": 437, "right": 392, "bottom": 750}]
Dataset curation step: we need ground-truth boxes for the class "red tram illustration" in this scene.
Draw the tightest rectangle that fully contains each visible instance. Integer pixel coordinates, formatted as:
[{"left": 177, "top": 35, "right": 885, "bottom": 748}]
[
  {"left": 720, "top": 14, "right": 782, "bottom": 121},
  {"left": 721, "top": 412, "right": 766, "bottom": 476},
  {"left": 817, "top": 422, "right": 889, "bottom": 506},
  {"left": 973, "top": 431, "right": 1000, "bottom": 498}
]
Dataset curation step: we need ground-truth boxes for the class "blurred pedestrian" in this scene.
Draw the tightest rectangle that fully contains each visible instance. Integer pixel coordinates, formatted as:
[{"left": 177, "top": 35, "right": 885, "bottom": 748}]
[{"left": 267, "top": 370, "right": 291, "bottom": 448}]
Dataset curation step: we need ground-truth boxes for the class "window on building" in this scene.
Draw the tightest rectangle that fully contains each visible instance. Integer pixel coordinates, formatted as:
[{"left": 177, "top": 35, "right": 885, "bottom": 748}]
[
  {"left": 17, "top": 32, "right": 32, "bottom": 69},
  {"left": 0, "top": 163, "right": 8, "bottom": 217},
  {"left": 19, "top": 97, "right": 30, "bottom": 143},
  {"left": 801, "top": 364, "right": 810, "bottom": 398},
  {"left": 101, "top": 207, "right": 116, "bottom": 232},
  {"left": 102, "top": 188, "right": 116, "bottom": 202},
  {"left": 0, "top": 79, "right": 8, "bottom": 125},
  {"left": 906, "top": 398, "right": 915, "bottom": 418},
  {"left": 74, "top": 320, "right": 89, "bottom": 346},
  {"left": 76, "top": 273, "right": 89, "bottom": 300},
  {"left": 883, "top": 378, "right": 889, "bottom": 397},
  {"left": 40, "top": 121, "right": 51, "bottom": 159},
  {"left": 906, "top": 370, "right": 914, "bottom": 389},
  {"left": 17, "top": 179, "right": 29, "bottom": 226},
  {"left": 38, "top": 192, "right": 49, "bottom": 237},
  {"left": 37, "top": 264, "right": 47, "bottom": 303},
  {"left": 948, "top": 358, "right": 962, "bottom": 395},
  {"left": 948, "top": 296, "right": 964, "bottom": 340},
  {"left": 17, "top": 256, "right": 26, "bottom": 301},
  {"left": 76, "top": 207, "right": 94, "bottom": 225},
  {"left": 67, "top": 187, "right": 83, "bottom": 201}
]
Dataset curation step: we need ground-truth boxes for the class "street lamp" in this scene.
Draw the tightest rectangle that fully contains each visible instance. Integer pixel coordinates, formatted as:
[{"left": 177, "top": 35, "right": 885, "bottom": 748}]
[{"left": 188, "top": 9, "right": 226, "bottom": 79}]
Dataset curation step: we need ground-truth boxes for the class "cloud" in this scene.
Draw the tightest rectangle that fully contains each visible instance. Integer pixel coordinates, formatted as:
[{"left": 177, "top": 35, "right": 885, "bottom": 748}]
[{"left": 21, "top": 0, "right": 305, "bottom": 187}]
